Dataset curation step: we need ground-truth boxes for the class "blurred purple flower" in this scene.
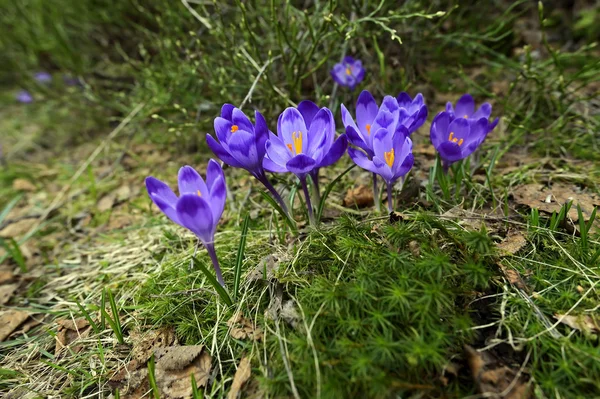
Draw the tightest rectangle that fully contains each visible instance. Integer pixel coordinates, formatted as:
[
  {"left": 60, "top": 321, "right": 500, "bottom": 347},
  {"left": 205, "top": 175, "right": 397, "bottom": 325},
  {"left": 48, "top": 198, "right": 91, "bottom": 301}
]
[
  {"left": 396, "top": 92, "right": 428, "bottom": 134},
  {"left": 431, "top": 94, "right": 499, "bottom": 168},
  {"left": 34, "top": 71, "right": 52, "bottom": 83},
  {"left": 264, "top": 104, "right": 347, "bottom": 223},
  {"left": 207, "top": 104, "right": 289, "bottom": 214},
  {"left": 331, "top": 56, "right": 365, "bottom": 90},
  {"left": 145, "top": 160, "right": 227, "bottom": 286},
  {"left": 348, "top": 126, "right": 414, "bottom": 212},
  {"left": 63, "top": 75, "right": 83, "bottom": 87},
  {"left": 16, "top": 90, "right": 33, "bottom": 103}
]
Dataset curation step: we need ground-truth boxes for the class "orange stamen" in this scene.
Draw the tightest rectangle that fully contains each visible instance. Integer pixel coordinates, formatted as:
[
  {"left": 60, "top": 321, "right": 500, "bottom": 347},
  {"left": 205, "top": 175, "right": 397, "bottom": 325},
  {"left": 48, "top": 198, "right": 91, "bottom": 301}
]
[
  {"left": 345, "top": 67, "right": 352, "bottom": 76},
  {"left": 366, "top": 124, "right": 371, "bottom": 135},
  {"left": 463, "top": 115, "right": 468, "bottom": 118},
  {"left": 197, "top": 190, "right": 202, "bottom": 197},
  {"left": 287, "top": 132, "right": 303, "bottom": 155},
  {"left": 231, "top": 125, "right": 239, "bottom": 133},
  {"left": 384, "top": 148, "right": 395, "bottom": 167}
]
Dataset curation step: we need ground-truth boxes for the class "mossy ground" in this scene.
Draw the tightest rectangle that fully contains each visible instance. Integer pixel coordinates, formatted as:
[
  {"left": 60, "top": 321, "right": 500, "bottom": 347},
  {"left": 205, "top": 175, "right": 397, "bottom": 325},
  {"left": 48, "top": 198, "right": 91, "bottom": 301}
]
[{"left": 1, "top": 0, "right": 599, "bottom": 398}]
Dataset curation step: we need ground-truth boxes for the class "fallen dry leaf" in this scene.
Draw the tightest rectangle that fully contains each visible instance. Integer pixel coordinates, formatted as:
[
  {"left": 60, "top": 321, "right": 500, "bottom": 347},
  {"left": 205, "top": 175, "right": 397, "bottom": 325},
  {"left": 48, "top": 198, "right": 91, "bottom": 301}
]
[
  {"left": 442, "top": 206, "right": 486, "bottom": 231},
  {"left": 0, "top": 219, "right": 38, "bottom": 238},
  {"left": 555, "top": 314, "right": 599, "bottom": 335},
  {"left": 247, "top": 255, "right": 279, "bottom": 282},
  {"left": 498, "top": 262, "right": 530, "bottom": 292},
  {"left": 0, "top": 267, "right": 14, "bottom": 284},
  {"left": 55, "top": 318, "right": 91, "bottom": 355},
  {"left": 115, "top": 184, "right": 132, "bottom": 201},
  {"left": 0, "top": 283, "right": 18, "bottom": 305},
  {"left": 227, "top": 313, "right": 263, "bottom": 341},
  {"left": 12, "top": 179, "right": 36, "bottom": 192},
  {"left": 155, "top": 345, "right": 212, "bottom": 398},
  {"left": 512, "top": 183, "right": 599, "bottom": 222},
  {"left": 0, "top": 310, "right": 30, "bottom": 341},
  {"left": 343, "top": 185, "right": 374, "bottom": 208},
  {"left": 97, "top": 194, "right": 116, "bottom": 212},
  {"left": 465, "top": 345, "right": 532, "bottom": 399},
  {"left": 497, "top": 231, "right": 528, "bottom": 256},
  {"left": 228, "top": 357, "right": 252, "bottom": 399},
  {"left": 130, "top": 326, "right": 178, "bottom": 365}
]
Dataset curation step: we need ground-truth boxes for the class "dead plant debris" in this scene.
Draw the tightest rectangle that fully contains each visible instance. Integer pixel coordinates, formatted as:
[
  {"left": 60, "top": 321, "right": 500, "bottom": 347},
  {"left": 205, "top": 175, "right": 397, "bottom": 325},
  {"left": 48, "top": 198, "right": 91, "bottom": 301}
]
[
  {"left": 0, "top": 283, "right": 18, "bottom": 305},
  {"left": 55, "top": 318, "right": 91, "bottom": 355},
  {"left": 343, "top": 185, "right": 374, "bottom": 208},
  {"left": 227, "top": 313, "right": 263, "bottom": 341},
  {"left": 497, "top": 231, "right": 528, "bottom": 256},
  {"left": 512, "top": 183, "right": 599, "bottom": 222},
  {"left": 554, "top": 314, "right": 599, "bottom": 335},
  {"left": 498, "top": 262, "right": 531, "bottom": 292},
  {"left": 12, "top": 178, "right": 36, "bottom": 192},
  {"left": 0, "top": 218, "right": 38, "bottom": 238},
  {"left": 465, "top": 345, "right": 532, "bottom": 399},
  {"left": 0, "top": 310, "right": 30, "bottom": 341},
  {"left": 227, "top": 357, "right": 252, "bottom": 399}
]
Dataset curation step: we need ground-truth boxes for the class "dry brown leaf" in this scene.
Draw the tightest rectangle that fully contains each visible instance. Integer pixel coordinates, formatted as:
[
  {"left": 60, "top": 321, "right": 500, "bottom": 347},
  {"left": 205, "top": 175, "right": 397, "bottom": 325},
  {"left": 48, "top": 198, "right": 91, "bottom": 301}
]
[
  {"left": 497, "top": 231, "right": 527, "bottom": 256},
  {"left": 442, "top": 206, "right": 485, "bottom": 231},
  {"left": 154, "top": 345, "right": 212, "bottom": 398},
  {"left": 107, "top": 214, "right": 137, "bottom": 230},
  {"left": 0, "top": 283, "right": 18, "bottom": 305},
  {"left": 0, "top": 219, "right": 38, "bottom": 238},
  {"left": 498, "top": 262, "right": 530, "bottom": 292},
  {"left": 0, "top": 310, "right": 29, "bottom": 341},
  {"left": 465, "top": 345, "right": 532, "bottom": 399},
  {"left": 97, "top": 194, "right": 116, "bottom": 212},
  {"left": 227, "top": 313, "right": 263, "bottom": 341},
  {"left": 0, "top": 267, "right": 14, "bottom": 284},
  {"left": 130, "top": 327, "right": 178, "bottom": 365},
  {"left": 247, "top": 255, "right": 279, "bottom": 282},
  {"left": 228, "top": 357, "right": 252, "bottom": 399},
  {"left": 513, "top": 183, "right": 599, "bottom": 222},
  {"left": 555, "top": 314, "right": 599, "bottom": 334},
  {"left": 115, "top": 185, "right": 132, "bottom": 201},
  {"left": 55, "top": 318, "right": 91, "bottom": 355},
  {"left": 343, "top": 185, "right": 374, "bottom": 208},
  {"left": 12, "top": 179, "right": 36, "bottom": 192}
]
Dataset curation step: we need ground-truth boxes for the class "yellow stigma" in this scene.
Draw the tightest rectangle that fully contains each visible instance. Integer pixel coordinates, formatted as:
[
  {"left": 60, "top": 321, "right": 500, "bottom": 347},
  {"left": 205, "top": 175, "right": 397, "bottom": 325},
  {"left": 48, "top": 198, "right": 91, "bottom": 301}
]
[
  {"left": 286, "top": 131, "right": 303, "bottom": 155},
  {"left": 231, "top": 125, "right": 239, "bottom": 133},
  {"left": 197, "top": 189, "right": 202, "bottom": 197},
  {"left": 448, "top": 132, "right": 464, "bottom": 146},
  {"left": 345, "top": 67, "right": 352, "bottom": 76},
  {"left": 366, "top": 124, "right": 371, "bottom": 135},
  {"left": 463, "top": 114, "right": 468, "bottom": 119},
  {"left": 384, "top": 148, "right": 395, "bottom": 167}
]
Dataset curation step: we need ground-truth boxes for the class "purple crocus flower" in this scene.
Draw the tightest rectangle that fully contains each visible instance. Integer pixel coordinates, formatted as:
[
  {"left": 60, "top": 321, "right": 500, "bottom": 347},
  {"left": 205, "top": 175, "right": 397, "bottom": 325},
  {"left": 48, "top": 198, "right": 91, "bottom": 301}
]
[
  {"left": 348, "top": 126, "right": 414, "bottom": 212},
  {"left": 145, "top": 160, "right": 227, "bottom": 286},
  {"left": 15, "top": 90, "right": 33, "bottom": 103},
  {"left": 207, "top": 104, "right": 288, "bottom": 214},
  {"left": 331, "top": 56, "right": 365, "bottom": 90},
  {"left": 34, "top": 71, "right": 52, "bottom": 83},
  {"left": 264, "top": 104, "right": 347, "bottom": 224},
  {"left": 431, "top": 94, "right": 499, "bottom": 169},
  {"left": 396, "top": 92, "right": 428, "bottom": 134}
]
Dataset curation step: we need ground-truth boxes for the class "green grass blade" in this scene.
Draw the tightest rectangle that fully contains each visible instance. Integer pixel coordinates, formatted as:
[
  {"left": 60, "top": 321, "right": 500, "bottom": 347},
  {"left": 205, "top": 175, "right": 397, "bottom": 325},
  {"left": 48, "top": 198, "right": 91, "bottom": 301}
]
[
  {"left": 259, "top": 191, "right": 297, "bottom": 234},
  {"left": 317, "top": 164, "right": 355, "bottom": 222},
  {"left": 234, "top": 214, "right": 250, "bottom": 299},
  {"left": 192, "top": 256, "right": 233, "bottom": 306},
  {"left": 147, "top": 354, "right": 160, "bottom": 399},
  {"left": 0, "top": 195, "right": 23, "bottom": 225},
  {"left": 75, "top": 301, "right": 99, "bottom": 334}
]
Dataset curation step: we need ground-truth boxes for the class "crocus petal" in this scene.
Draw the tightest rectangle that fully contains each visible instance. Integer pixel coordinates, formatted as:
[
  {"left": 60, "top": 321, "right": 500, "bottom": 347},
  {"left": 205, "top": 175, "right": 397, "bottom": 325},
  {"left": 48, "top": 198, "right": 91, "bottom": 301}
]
[
  {"left": 354, "top": 66, "right": 365, "bottom": 85},
  {"left": 371, "top": 109, "right": 395, "bottom": 132},
  {"left": 356, "top": 90, "right": 379, "bottom": 136},
  {"left": 145, "top": 177, "right": 181, "bottom": 225},
  {"left": 227, "top": 130, "right": 260, "bottom": 170},
  {"left": 317, "top": 134, "right": 348, "bottom": 168},
  {"left": 372, "top": 156, "right": 393, "bottom": 183},
  {"left": 221, "top": 104, "right": 235, "bottom": 120},
  {"left": 207, "top": 134, "right": 243, "bottom": 168},
  {"left": 205, "top": 159, "right": 224, "bottom": 193},
  {"left": 408, "top": 106, "right": 428, "bottom": 133},
  {"left": 430, "top": 112, "right": 451, "bottom": 149},
  {"left": 209, "top": 175, "right": 227, "bottom": 225},
  {"left": 214, "top": 117, "right": 234, "bottom": 144},
  {"left": 331, "top": 64, "right": 348, "bottom": 86},
  {"left": 348, "top": 148, "right": 378, "bottom": 174},
  {"left": 343, "top": 55, "right": 356, "bottom": 64},
  {"left": 396, "top": 92, "right": 412, "bottom": 109},
  {"left": 306, "top": 108, "right": 333, "bottom": 158},
  {"left": 438, "top": 142, "right": 463, "bottom": 162},
  {"left": 231, "top": 108, "right": 254, "bottom": 133},
  {"left": 489, "top": 117, "right": 499, "bottom": 133},
  {"left": 464, "top": 118, "right": 489, "bottom": 156},
  {"left": 392, "top": 136, "right": 414, "bottom": 178},
  {"left": 254, "top": 110, "right": 269, "bottom": 159},
  {"left": 176, "top": 194, "right": 214, "bottom": 243},
  {"left": 345, "top": 125, "right": 371, "bottom": 154},
  {"left": 471, "top": 103, "right": 492, "bottom": 120},
  {"left": 447, "top": 117, "right": 470, "bottom": 145},
  {"left": 263, "top": 157, "right": 289, "bottom": 173},
  {"left": 178, "top": 166, "right": 209, "bottom": 198},
  {"left": 278, "top": 107, "right": 308, "bottom": 153},
  {"left": 265, "top": 133, "right": 292, "bottom": 166},
  {"left": 340, "top": 104, "right": 361, "bottom": 138},
  {"left": 372, "top": 128, "right": 393, "bottom": 163},
  {"left": 393, "top": 153, "right": 414, "bottom": 180},
  {"left": 446, "top": 102, "right": 454, "bottom": 115},
  {"left": 298, "top": 100, "right": 320, "bottom": 128},
  {"left": 454, "top": 94, "right": 475, "bottom": 118},
  {"left": 286, "top": 154, "right": 316, "bottom": 176}
]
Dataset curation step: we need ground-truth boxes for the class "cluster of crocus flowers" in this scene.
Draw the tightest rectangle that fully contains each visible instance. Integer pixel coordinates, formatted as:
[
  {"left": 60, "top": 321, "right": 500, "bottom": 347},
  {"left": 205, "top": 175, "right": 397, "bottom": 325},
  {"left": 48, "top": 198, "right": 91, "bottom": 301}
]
[
  {"left": 145, "top": 160, "right": 227, "bottom": 286},
  {"left": 331, "top": 56, "right": 365, "bottom": 90},
  {"left": 342, "top": 90, "right": 425, "bottom": 211},
  {"left": 430, "top": 94, "right": 499, "bottom": 170}
]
